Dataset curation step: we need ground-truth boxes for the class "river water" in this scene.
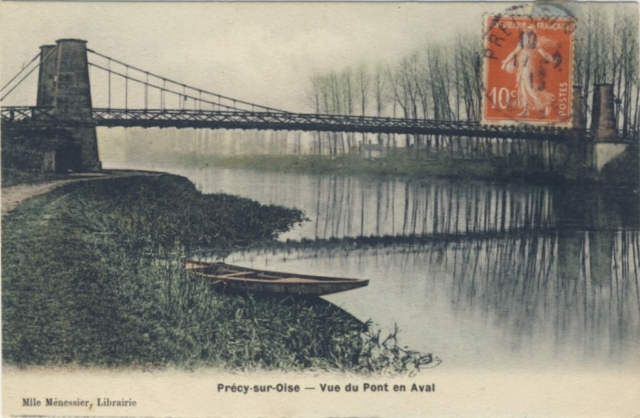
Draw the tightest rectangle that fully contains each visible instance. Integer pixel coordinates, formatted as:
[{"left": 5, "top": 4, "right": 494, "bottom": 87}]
[{"left": 107, "top": 160, "right": 640, "bottom": 372}]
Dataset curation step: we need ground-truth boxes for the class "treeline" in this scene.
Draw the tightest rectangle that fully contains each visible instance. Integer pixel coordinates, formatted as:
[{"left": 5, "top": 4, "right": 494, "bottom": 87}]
[
  {"left": 305, "top": 5, "right": 639, "bottom": 155},
  {"left": 574, "top": 7, "right": 639, "bottom": 135}
]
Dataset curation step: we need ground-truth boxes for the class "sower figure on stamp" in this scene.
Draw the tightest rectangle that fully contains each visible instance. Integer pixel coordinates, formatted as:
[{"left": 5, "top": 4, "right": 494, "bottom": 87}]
[{"left": 501, "top": 25, "right": 559, "bottom": 118}]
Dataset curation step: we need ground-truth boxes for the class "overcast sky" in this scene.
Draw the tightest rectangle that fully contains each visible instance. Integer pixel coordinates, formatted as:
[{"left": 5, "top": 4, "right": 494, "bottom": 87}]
[{"left": 0, "top": 1, "right": 589, "bottom": 111}]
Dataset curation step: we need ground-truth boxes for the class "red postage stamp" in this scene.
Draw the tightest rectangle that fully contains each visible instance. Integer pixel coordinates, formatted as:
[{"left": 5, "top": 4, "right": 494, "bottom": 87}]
[{"left": 483, "top": 15, "right": 575, "bottom": 126}]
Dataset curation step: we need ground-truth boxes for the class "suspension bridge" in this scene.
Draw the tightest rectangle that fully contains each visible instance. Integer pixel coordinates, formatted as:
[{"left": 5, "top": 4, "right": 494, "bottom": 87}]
[{"left": 1, "top": 39, "right": 637, "bottom": 172}]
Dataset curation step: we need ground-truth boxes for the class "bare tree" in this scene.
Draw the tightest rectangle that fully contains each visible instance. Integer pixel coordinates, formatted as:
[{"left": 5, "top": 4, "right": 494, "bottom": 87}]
[
  {"left": 372, "top": 61, "right": 388, "bottom": 146},
  {"left": 341, "top": 68, "right": 355, "bottom": 153},
  {"left": 355, "top": 63, "right": 371, "bottom": 148}
]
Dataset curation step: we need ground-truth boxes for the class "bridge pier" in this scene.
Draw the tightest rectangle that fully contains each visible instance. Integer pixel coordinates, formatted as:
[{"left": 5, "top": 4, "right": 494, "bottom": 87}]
[
  {"left": 588, "top": 84, "right": 629, "bottom": 173},
  {"left": 37, "top": 39, "right": 101, "bottom": 172}
]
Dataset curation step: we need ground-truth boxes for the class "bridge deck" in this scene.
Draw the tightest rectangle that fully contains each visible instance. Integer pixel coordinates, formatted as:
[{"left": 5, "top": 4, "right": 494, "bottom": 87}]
[{"left": 3, "top": 106, "right": 636, "bottom": 142}]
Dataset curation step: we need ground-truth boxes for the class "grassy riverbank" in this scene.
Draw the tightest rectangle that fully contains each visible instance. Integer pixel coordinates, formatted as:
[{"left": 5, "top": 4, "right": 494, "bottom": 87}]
[{"left": 2, "top": 175, "right": 434, "bottom": 373}]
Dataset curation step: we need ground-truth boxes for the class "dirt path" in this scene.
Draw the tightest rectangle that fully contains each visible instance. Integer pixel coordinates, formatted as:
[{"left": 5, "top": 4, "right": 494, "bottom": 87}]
[{"left": 2, "top": 171, "right": 154, "bottom": 217}]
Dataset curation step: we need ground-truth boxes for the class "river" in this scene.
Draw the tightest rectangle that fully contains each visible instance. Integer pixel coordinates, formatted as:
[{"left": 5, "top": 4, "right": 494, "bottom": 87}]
[{"left": 107, "top": 160, "right": 640, "bottom": 373}]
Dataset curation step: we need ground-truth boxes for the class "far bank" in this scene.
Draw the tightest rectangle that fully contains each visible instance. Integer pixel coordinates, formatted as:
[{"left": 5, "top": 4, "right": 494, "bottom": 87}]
[{"left": 169, "top": 149, "right": 639, "bottom": 187}]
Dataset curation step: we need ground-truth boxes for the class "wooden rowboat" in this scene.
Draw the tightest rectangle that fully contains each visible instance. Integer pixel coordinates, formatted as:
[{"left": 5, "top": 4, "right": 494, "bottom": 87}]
[{"left": 184, "top": 260, "right": 369, "bottom": 296}]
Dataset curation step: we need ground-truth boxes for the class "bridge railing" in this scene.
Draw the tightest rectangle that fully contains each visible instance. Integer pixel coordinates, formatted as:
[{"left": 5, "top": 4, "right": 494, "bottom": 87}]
[
  {"left": 617, "top": 130, "right": 640, "bottom": 143},
  {"left": 90, "top": 109, "right": 639, "bottom": 142},
  {"left": 2, "top": 105, "right": 638, "bottom": 143},
  {"left": 89, "top": 108, "right": 587, "bottom": 141},
  {"left": 1, "top": 106, "right": 56, "bottom": 123}
]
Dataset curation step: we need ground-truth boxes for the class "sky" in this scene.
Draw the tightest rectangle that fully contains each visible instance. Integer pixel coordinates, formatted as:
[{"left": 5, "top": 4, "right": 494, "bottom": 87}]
[{"left": 1, "top": 1, "right": 530, "bottom": 111}]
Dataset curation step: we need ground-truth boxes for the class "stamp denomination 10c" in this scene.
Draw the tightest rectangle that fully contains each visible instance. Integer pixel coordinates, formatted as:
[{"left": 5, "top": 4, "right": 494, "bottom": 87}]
[{"left": 483, "top": 15, "right": 575, "bottom": 126}]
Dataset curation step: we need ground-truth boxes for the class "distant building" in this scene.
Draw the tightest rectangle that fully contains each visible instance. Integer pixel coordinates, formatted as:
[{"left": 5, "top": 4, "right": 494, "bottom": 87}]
[{"left": 360, "top": 141, "right": 387, "bottom": 159}]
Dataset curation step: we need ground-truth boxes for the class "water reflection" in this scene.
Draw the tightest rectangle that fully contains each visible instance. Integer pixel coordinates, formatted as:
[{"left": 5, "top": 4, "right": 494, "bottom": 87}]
[
  {"left": 205, "top": 171, "right": 559, "bottom": 240},
  {"left": 107, "top": 162, "right": 640, "bottom": 370},
  {"left": 115, "top": 163, "right": 638, "bottom": 239},
  {"left": 230, "top": 230, "right": 640, "bottom": 370}
]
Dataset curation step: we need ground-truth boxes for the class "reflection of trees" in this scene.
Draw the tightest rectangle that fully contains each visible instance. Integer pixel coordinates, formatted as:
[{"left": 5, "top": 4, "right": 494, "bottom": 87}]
[
  {"left": 244, "top": 230, "right": 639, "bottom": 360},
  {"left": 451, "top": 231, "right": 640, "bottom": 358},
  {"left": 235, "top": 182, "right": 640, "bottom": 359},
  {"left": 307, "top": 176, "right": 556, "bottom": 240},
  {"left": 299, "top": 175, "right": 640, "bottom": 242}
]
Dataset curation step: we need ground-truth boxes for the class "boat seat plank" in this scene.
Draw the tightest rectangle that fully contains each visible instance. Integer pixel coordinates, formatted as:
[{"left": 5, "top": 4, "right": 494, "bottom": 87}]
[
  {"left": 216, "top": 271, "right": 254, "bottom": 279},
  {"left": 257, "top": 273, "right": 287, "bottom": 280}
]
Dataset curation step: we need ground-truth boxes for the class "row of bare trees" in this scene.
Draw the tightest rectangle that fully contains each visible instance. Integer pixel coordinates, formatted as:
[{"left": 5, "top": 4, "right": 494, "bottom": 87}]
[
  {"left": 306, "top": 34, "right": 485, "bottom": 156},
  {"left": 574, "top": 7, "right": 639, "bottom": 135},
  {"left": 305, "top": 5, "right": 639, "bottom": 156}
]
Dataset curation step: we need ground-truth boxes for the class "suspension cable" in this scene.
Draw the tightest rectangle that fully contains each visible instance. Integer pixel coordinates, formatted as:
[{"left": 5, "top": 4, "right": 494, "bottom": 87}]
[
  {"left": 125, "top": 66, "right": 128, "bottom": 110},
  {"left": 1, "top": 52, "right": 40, "bottom": 92},
  {"left": 87, "top": 61, "right": 255, "bottom": 112},
  {"left": 162, "top": 79, "right": 165, "bottom": 109},
  {"left": 1, "top": 46, "right": 58, "bottom": 102},
  {"left": 108, "top": 59, "right": 111, "bottom": 109},
  {"left": 87, "top": 48, "right": 287, "bottom": 113},
  {"left": 145, "top": 72, "right": 148, "bottom": 110}
]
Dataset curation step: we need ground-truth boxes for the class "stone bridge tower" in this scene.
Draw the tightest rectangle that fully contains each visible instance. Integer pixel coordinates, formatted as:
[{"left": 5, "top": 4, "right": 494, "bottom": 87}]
[{"left": 37, "top": 39, "right": 101, "bottom": 172}]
